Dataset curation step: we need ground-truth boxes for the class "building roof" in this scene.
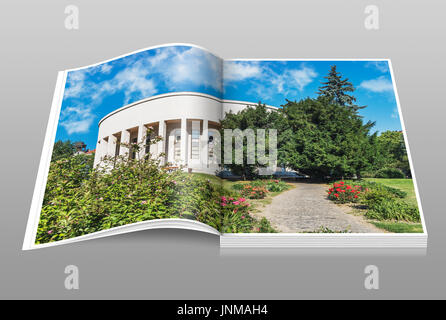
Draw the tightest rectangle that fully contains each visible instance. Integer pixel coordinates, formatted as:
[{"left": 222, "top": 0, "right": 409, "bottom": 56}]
[{"left": 97, "top": 91, "right": 278, "bottom": 127}]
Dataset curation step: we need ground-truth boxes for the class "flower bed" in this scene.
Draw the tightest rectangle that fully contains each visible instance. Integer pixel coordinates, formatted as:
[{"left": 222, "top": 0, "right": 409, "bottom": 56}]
[
  {"left": 327, "top": 181, "right": 363, "bottom": 203},
  {"left": 326, "top": 180, "right": 420, "bottom": 222}
]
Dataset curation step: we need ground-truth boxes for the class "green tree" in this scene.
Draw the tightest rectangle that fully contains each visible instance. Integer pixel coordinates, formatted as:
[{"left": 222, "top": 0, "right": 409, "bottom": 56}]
[
  {"left": 317, "top": 65, "right": 364, "bottom": 111},
  {"left": 376, "top": 130, "right": 411, "bottom": 177},
  {"left": 52, "top": 140, "right": 76, "bottom": 161},
  {"left": 279, "top": 97, "right": 375, "bottom": 179},
  {"left": 220, "top": 103, "right": 281, "bottom": 179}
]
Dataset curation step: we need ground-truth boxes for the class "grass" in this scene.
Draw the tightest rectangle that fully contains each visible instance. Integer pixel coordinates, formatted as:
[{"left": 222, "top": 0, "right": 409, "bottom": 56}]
[
  {"left": 341, "top": 178, "right": 423, "bottom": 233},
  {"left": 371, "top": 221, "right": 423, "bottom": 233},
  {"left": 191, "top": 172, "right": 238, "bottom": 193},
  {"left": 364, "top": 178, "right": 418, "bottom": 206}
]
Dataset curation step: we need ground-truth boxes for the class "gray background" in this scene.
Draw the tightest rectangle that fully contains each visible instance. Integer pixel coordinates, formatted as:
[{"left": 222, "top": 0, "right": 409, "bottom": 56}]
[{"left": 0, "top": 0, "right": 444, "bottom": 299}]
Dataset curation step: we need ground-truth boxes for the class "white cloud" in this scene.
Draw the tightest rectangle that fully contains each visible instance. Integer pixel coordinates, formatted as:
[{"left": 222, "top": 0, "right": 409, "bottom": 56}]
[
  {"left": 60, "top": 105, "right": 95, "bottom": 134},
  {"left": 359, "top": 76, "right": 394, "bottom": 93},
  {"left": 288, "top": 66, "right": 318, "bottom": 91},
  {"left": 366, "top": 61, "right": 389, "bottom": 73},
  {"left": 61, "top": 46, "right": 223, "bottom": 136},
  {"left": 61, "top": 118, "right": 94, "bottom": 134},
  {"left": 224, "top": 61, "right": 317, "bottom": 99},
  {"left": 164, "top": 47, "right": 222, "bottom": 92},
  {"left": 224, "top": 62, "right": 262, "bottom": 81},
  {"left": 100, "top": 63, "right": 112, "bottom": 74}
]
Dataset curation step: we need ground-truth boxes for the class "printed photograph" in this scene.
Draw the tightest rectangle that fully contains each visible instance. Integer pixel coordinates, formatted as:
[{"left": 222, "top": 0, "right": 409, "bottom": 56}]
[{"left": 35, "top": 44, "right": 423, "bottom": 245}]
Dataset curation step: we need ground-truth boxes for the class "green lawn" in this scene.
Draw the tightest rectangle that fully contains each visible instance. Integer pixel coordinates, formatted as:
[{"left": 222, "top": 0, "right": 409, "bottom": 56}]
[
  {"left": 364, "top": 178, "right": 418, "bottom": 205},
  {"left": 371, "top": 221, "right": 423, "bottom": 233}
]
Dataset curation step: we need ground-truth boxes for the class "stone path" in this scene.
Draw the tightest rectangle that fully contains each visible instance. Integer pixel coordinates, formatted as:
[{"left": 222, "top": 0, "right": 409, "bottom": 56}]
[{"left": 254, "top": 182, "right": 383, "bottom": 233}]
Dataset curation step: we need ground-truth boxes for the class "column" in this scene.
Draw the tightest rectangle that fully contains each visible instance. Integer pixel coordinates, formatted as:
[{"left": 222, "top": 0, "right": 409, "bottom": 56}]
[
  {"left": 201, "top": 119, "right": 208, "bottom": 167},
  {"left": 157, "top": 121, "right": 166, "bottom": 164},
  {"left": 137, "top": 124, "right": 146, "bottom": 160},
  {"left": 180, "top": 118, "right": 187, "bottom": 166},
  {"left": 107, "top": 135, "right": 117, "bottom": 157},
  {"left": 93, "top": 140, "right": 102, "bottom": 167},
  {"left": 119, "top": 130, "right": 130, "bottom": 157}
]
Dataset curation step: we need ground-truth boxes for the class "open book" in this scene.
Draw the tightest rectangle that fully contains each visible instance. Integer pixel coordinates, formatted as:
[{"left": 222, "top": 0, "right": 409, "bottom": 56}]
[{"left": 23, "top": 43, "right": 427, "bottom": 250}]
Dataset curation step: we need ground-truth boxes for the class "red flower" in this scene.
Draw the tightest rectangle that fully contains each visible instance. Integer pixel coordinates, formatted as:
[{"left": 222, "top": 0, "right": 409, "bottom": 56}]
[
  {"left": 354, "top": 195, "right": 358, "bottom": 198},
  {"left": 334, "top": 193, "right": 339, "bottom": 197}
]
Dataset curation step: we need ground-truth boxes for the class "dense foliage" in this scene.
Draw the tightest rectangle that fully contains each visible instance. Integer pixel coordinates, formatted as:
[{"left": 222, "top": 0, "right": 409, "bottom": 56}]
[
  {"left": 374, "top": 130, "right": 411, "bottom": 177},
  {"left": 326, "top": 180, "right": 419, "bottom": 222},
  {"left": 220, "top": 103, "right": 281, "bottom": 179},
  {"left": 52, "top": 140, "right": 76, "bottom": 161},
  {"left": 232, "top": 179, "right": 289, "bottom": 199},
  {"left": 220, "top": 65, "right": 410, "bottom": 179},
  {"left": 38, "top": 137, "right": 275, "bottom": 243},
  {"left": 317, "top": 65, "right": 363, "bottom": 111},
  {"left": 327, "top": 181, "right": 362, "bottom": 203}
]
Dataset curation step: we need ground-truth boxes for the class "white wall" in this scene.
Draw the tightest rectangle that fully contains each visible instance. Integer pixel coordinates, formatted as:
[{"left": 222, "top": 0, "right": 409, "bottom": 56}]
[{"left": 97, "top": 93, "right": 223, "bottom": 141}]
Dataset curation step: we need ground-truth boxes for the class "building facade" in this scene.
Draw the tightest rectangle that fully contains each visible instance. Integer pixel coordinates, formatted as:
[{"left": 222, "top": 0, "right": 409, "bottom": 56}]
[{"left": 93, "top": 92, "right": 277, "bottom": 174}]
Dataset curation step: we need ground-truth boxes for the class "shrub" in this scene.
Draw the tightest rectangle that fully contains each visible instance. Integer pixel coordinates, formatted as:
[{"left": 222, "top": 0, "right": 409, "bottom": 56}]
[
  {"left": 375, "top": 167, "right": 405, "bottom": 178},
  {"left": 266, "top": 180, "right": 289, "bottom": 192},
  {"left": 241, "top": 184, "right": 268, "bottom": 199},
  {"left": 365, "top": 198, "right": 420, "bottom": 222},
  {"left": 354, "top": 180, "right": 407, "bottom": 198},
  {"left": 256, "top": 217, "right": 276, "bottom": 233},
  {"left": 232, "top": 179, "right": 288, "bottom": 197},
  {"left": 327, "top": 181, "right": 362, "bottom": 203}
]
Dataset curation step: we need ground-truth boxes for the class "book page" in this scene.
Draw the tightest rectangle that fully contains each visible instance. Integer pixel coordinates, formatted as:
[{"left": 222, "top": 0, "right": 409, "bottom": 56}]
[
  {"left": 220, "top": 59, "right": 425, "bottom": 237},
  {"left": 24, "top": 44, "right": 227, "bottom": 249}
]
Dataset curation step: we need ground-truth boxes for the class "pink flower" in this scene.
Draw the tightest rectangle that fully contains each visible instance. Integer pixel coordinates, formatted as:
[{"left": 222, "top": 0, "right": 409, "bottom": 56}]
[
  {"left": 48, "top": 230, "right": 53, "bottom": 235},
  {"left": 221, "top": 203, "right": 227, "bottom": 206},
  {"left": 239, "top": 197, "right": 246, "bottom": 202},
  {"left": 233, "top": 201, "right": 240, "bottom": 205},
  {"left": 141, "top": 200, "right": 147, "bottom": 205},
  {"left": 221, "top": 196, "right": 227, "bottom": 201},
  {"left": 241, "top": 215, "right": 245, "bottom": 219}
]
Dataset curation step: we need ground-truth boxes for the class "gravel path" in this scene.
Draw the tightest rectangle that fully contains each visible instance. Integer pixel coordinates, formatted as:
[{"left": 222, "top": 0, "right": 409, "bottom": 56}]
[{"left": 254, "top": 182, "right": 383, "bottom": 233}]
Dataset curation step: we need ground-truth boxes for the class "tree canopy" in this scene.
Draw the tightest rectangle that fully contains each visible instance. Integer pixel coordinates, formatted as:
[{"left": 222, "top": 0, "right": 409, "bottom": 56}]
[
  {"left": 219, "top": 65, "right": 407, "bottom": 180},
  {"left": 317, "top": 65, "right": 364, "bottom": 112}
]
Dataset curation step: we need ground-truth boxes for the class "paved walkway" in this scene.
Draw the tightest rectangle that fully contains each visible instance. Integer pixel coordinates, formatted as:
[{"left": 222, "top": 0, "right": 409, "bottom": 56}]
[{"left": 254, "top": 182, "right": 383, "bottom": 233}]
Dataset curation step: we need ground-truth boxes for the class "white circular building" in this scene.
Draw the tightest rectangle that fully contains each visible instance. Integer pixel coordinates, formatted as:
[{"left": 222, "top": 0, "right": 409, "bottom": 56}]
[{"left": 93, "top": 92, "right": 277, "bottom": 174}]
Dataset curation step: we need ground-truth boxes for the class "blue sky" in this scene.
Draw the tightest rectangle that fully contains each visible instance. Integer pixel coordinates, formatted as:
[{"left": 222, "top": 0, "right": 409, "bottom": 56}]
[{"left": 56, "top": 45, "right": 401, "bottom": 149}]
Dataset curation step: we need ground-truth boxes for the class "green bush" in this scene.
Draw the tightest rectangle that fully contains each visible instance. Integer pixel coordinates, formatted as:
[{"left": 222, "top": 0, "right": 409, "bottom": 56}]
[
  {"left": 327, "top": 181, "right": 363, "bottom": 203},
  {"left": 365, "top": 198, "right": 420, "bottom": 222},
  {"left": 256, "top": 217, "right": 276, "bottom": 233},
  {"left": 37, "top": 139, "right": 277, "bottom": 243},
  {"left": 375, "top": 167, "right": 405, "bottom": 178},
  {"left": 354, "top": 180, "right": 407, "bottom": 198},
  {"left": 266, "top": 180, "right": 289, "bottom": 192}
]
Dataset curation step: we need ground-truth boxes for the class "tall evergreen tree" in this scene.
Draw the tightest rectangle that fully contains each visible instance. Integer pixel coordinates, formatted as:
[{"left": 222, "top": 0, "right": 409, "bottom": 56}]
[{"left": 317, "top": 65, "right": 364, "bottom": 111}]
